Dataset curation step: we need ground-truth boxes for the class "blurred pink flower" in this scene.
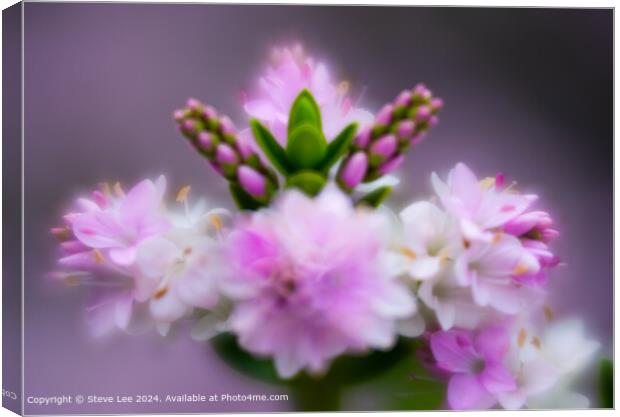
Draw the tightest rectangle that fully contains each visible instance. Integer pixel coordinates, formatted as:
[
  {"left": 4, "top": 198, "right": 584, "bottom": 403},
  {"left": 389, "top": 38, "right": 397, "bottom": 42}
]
[
  {"left": 430, "top": 325, "right": 516, "bottom": 410},
  {"left": 221, "top": 184, "right": 416, "bottom": 378},
  {"left": 431, "top": 163, "right": 536, "bottom": 243},
  {"left": 241, "top": 45, "right": 373, "bottom": 146},
  {"left": 71, "top": 176, "right": 170, "bottom": 265},
  {"left": 52, "top": 178, "right": 227, "bottom": 336}
]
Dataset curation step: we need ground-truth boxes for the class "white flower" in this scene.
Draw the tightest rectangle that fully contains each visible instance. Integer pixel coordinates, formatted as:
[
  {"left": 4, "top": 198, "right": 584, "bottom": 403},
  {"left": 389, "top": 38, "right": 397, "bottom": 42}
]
[
  {"left": 498, "top": 317, "right": 600, "bottom": 409},
  {"left": 454, "top": 234, "right": 544, "bottom": 314},
  {"left": 398, "top": 201, "right": 461, "bottom": 281},
  {"left": 418, "top": 270, "right": 490, "bottom": 330},
  {"left": 134, "top": 198, "right": 229, "bottom": 334}
]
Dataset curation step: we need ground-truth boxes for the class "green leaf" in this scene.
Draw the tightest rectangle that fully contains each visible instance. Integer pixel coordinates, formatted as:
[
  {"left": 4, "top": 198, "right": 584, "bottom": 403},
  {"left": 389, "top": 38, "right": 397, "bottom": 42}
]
[
  {"left": 250, "top": 119, "right": 291, "bottom": 175},
  {"left": 357, "top": 186, "right": 393, "bottom": 208},
  {"left": 599, "top": 358, "right": 613, "bottom": 408},
  {"left": 287, "top": 89, "right": 322, "bottom": 135},
  {"left": 318, "top": 122, "right": 358, "bottom": 173},
  {"left": 228, "top": 183, "right": 263, "bottom": 210},
  {"left": 211, "top": 333, "right": 282, "bottom": 385},
  {"left": 286, "top": 124, "right": 327, "bottom": 170},
  {"left": 286, "top": 171, "right": 327, "bottom": 196}
]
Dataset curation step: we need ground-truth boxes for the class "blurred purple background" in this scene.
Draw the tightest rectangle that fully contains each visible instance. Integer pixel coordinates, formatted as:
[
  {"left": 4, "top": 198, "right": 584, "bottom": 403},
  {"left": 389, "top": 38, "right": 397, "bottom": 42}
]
[{"left": 21, "top": 3, "right": 612, "bottom": 413}]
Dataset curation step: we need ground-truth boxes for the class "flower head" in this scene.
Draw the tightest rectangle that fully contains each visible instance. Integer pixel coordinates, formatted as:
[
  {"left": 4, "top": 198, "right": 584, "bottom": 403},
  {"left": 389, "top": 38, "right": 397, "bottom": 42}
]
[
  {"left": 221, "top": 184, "right": 417, "bottom": 378},
  {"left": 52, "top": 178, "right": 227, "bottom": 336},
  {"left": 242, "top": 45, "right": 373, "bottom": 145}
]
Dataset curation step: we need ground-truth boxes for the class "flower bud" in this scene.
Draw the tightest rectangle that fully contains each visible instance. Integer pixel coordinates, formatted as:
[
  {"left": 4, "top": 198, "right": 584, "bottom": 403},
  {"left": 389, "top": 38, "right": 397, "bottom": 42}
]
[
  {"left": 354, "top": 126, "right": 372, "bottom": 149},
  {"left": 370, "top": 134, "right": 397, "bottom": 160},
  {"left": 415, "top": 105, "right": 431, "bottom": 122},
  {"left": 376, "top": 104, "right": 394, "bottom": 125},
  {"left": 430, "top": 97, "right": 444, "bottom": 111},
  {"left": 339, "top": 152, "right": 368, "bottom": 190},
  {"left": 173, "top": 109, "right": 185, "bottom": 122},
  {"left": 216, "top": 143, "right": 238, "bottom": 165},
  {"left": 395, "top": 90, "right": 412, "bottom": 107},
  {"left": 187, "top": 98, "right": 202, "bottom": 111},
  {"left": 197, "top": 132, "right": 215, "bottom": 152},
  {"left": 378, "top": 154, "right": 404, "bottom": 175},
  {"left": 203, "top": 105, "right": 218, "bottom": 121},
  {"left": 238, "top": 165, "right": 267, "bottom": 199},
  {"left": 220, "top": 116, "right": 236, "bottom": 135},
  {"left": 396, "top": 120, "right": 416, "bottom": 140},
  {"left": 183, "top": 119, "right": 196, "bottom": 133}
]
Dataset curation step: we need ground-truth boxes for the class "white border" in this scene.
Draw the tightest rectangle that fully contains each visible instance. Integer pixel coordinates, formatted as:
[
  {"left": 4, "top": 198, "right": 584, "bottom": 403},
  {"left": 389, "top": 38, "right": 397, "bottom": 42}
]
[{"left": 0, "top": 2, "right": 616, "bottom": 417}]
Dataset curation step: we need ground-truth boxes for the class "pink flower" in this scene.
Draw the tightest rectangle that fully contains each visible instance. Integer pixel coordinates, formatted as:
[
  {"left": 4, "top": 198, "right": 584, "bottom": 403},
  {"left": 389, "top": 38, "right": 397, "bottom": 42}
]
[
  {"left": 241, "top": 45, "right": 373, "bottom": 145},
  {"left": 71, "top": 176, "right": 170, "bottom": 265},
  {"left": 52, "top": 178, "right": 227, "bottom": 337},
  {"left": 454, "top": 234, "right": 543, "bottom": 314},
  {"left": 430, "top": 325, "right": 516, "bottom": 410},
  {"left": 432, "top": 163, "right": 536, "bottom": 243},
  {"left": 504, "top": 209, "right": 560, "bottom": 285},
  {"left": 221, "top": 184, "right": 416, "bottom": 378}
]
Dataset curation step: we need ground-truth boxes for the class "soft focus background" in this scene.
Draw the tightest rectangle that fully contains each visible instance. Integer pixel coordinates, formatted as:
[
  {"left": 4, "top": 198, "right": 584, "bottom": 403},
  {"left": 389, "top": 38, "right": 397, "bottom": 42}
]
[{"left": 22, "top": 3, "right": 612, "bottom": 413}]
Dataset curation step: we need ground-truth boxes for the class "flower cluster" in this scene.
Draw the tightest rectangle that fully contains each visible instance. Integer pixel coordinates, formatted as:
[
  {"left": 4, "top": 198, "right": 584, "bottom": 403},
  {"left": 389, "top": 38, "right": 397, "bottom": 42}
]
[
  {"left": 50, "top": 44, "right": 603, "bottom": 410},
  {"left": 174, "top": 99, "right": 278, "bottom": 203},
  {"left": 389, "top": 163, "right": 599, "bottom": 409},
  {"left": 338, "top": 83, "right": 443, "bottom": 190},
  {"left": 51, "top": 177, "right": 227, "bottom": 336}
]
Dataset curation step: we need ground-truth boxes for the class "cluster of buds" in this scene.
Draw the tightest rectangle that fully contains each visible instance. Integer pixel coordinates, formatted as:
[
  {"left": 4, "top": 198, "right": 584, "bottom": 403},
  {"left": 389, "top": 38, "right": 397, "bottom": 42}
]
[
  {"left": 174, "top": 99, "right": 278, "bottom": 203},
  {"left": 337, "top": 84, "right": 443, "bottom": 190}
]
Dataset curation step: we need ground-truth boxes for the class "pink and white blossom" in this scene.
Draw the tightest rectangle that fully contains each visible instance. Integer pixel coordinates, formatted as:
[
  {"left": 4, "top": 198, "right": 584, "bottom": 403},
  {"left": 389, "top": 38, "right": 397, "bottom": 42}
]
[
  {"left": 241, "top": 45, "right": 373, "bottom": 146},
  {"left": 498, "top": 317, "right": 600, "bottom": 409},
  {"left": 454, "top": 234, "right": 544, "bottom": 314},
  {"left": 52, "top": 178, "right": 227, "bottom": 336},
  {"left": 71, "top": 177, "right": 169, "bottom": 265},
  {"left": 221, "top": 184, "right": 417, "bottom": 378},
  {"left": 431, "top": 163, "right": 536, "bottom": 243}
]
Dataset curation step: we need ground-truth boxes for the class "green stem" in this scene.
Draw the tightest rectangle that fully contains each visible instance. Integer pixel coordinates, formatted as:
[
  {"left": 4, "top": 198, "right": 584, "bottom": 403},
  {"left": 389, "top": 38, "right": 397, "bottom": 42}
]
[{"left": 290, "top": 377, "right": 342, "bottom": 411}]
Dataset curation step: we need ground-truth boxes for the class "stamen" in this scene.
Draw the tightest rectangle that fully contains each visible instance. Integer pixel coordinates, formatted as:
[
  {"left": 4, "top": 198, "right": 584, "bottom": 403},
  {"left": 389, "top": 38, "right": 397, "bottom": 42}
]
[
  {"left": 438, "top": 249, "right": 450, "bottom": 265},
  {"left": 63, "top": 274, "right": 84, "bottom": 286},
  {"left": 492, "top": 232, "right": 502, "bottom": 244},
  {"left": 517, "top": 328, "right": 527, "bottom": 347},
  {"left": 51, "top": 227, "right": 72, "bottom": 242},
  {"left": 153, "top": 286, "right": 169, "bottom": 300},
  {"left": 531, "top": 336, "right": 542, "bottom": 349},
  {"left": 512, "top": 264, "right": 529, "bottom": 275},
  {"left": 504, "top": 181, "right": 518, "bottom": 193},
  {"left": 544, "top": 304, "right": 554, "bottom": 321},
  {"left": 463, "top": 239, "right": 471, "bottom": 249},
  {"left": 400, "top": 246, "right": 417, "bottom": 260},
  {"left": 100, "top": 182, "right": 112, "bottom": 196},
  {"left": 176, "top": 185, "right": 191, "bottom": 203},
  {"left": 113, "top": 182, "right": 125, "bottom": 197},
  {"left": 208, "top": 213, "right": 223, "bottom": 232},
  {"left": 479, "top": 177, "right": 496, "bottom": 189},
  {"left": 337, "top": 81, "right": 350, "bottom": 96},
  {"left": 93, "top": 249, "right": 105, "bottom": 264}
]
